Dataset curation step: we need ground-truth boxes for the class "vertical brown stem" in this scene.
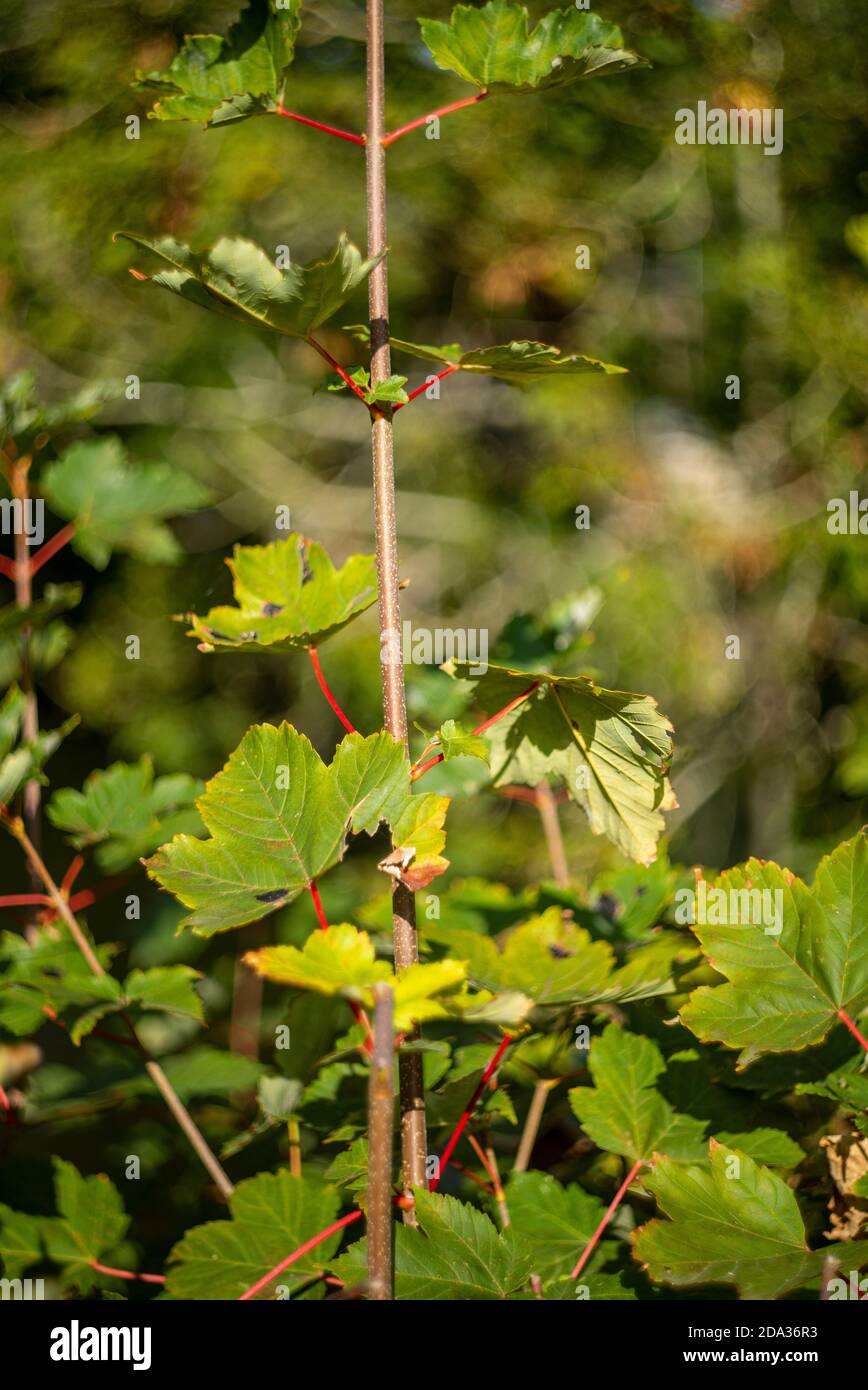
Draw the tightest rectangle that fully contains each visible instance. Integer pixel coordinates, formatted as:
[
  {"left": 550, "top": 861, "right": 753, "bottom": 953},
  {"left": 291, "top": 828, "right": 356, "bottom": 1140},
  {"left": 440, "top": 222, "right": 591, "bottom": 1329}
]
[
  {"left": 365, "top": 0, "right": 427, "bottom": 1207},
  {"left": 11, "top": 457, "right": 41, "bottom": 886},
  {"left": 514, "top": 1077, "right": 555, "bottom": 1173},
  {"left": 367, "top": 983, "right": 394, "bottom": 1301},
  {"left": 229, "top": 920, "right": 265, "bottom": 1059},
  {"left": 535, "top": 781, "right": 569, "bottom": 886}
]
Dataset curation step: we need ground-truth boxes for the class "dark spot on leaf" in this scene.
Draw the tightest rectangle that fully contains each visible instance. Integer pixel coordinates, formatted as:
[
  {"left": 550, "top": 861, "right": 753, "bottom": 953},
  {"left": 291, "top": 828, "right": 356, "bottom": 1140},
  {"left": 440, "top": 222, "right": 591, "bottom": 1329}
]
[
  {"left": 635, "top": 885, "right": 647, "bottom": 897},
  {"left": 256, "top": 889, "right": 288, "bottom": 903},
  {"left": 594, "top": 893, "right": 618, "bottom": 922},
  {"left": 261, "top": 602, "right": 284, "bottom": 617},
  {"left": 298, "top": 539, "right": 313, "bottom": 586},
  {"left": 42, "top": 967, "right": 63, "bottom": 979},
  {"left": 548, "top": 944, "right": 574, "bottom": 960},
  {"left": 206, "top": 628, "right": 234, "bottom": 642}
]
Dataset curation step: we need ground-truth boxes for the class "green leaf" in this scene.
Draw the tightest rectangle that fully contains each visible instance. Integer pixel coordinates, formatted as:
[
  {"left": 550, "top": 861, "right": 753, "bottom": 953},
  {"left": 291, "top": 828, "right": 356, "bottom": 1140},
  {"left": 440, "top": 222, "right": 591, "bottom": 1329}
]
[
  {"left": 245, "top": 925, "right": 469, "bottom": 1031},
  {"left": 505, "top": 1171, "right": 606, "bottom": 1285},
  {"left": 0, "top": 584, "right": 82, "bottom": 638},
  {"left": 634, "top": 1140, "right": 868, "bottom": 1299},
  {"left": 428, "top": 907, "right": 673, "bottom": 1007},
  {"left": 347, "top": 325, "right": 624, "bottom": 382},
  {"left": 419, "top": 1, "right": 646, "bottom": 93},
  {"left": 0, "top": 685, "right": 26, "bottom": 759},
  {"left": 0, "top": 714, "right": 79, "bottom": 806},
  {"left": 123, "top": 966, "right": 204, "bottom": 1023},
  {"left": 450, "top": 662, "right": 675, "bottom": 864},
  {"left": 147, "top": 724, "right": 446, "bottom": 934},
  {"left": 117, "top": 232, "right": 384, "bottom": 340},
  {"left": 41, "top": 437, "right": 209, "bottom": 569},
  {"left": 714, "top": 1129, "right": 803, "bottom": 1169},
  {"left": 0, "top": 1205, "right": 46, "bottom": 1279},
  {"left": 165, "top": 1170, "right": 341, "bottom": 1299},
  {"left": 135, "top": 0, "right": 302, "bottom": 126},
  {"left": 680, "top": 832, "right": 868, "bottom": 1066},
  {"left": 149, "top": 1045, "right": 264, "bottom": 1101},
  {"left": 332, "top": 1188, "right": 535, "bottom": 1299},
  {"left": 325, "top": 1138, "right": 369, "bottom": 1201},
  {"left": 48, "top": 757, "right": 202, "bottom": 872},
  {"left": 569, "top": 1024, "right": 707, "bottom": 1163},
  {"left": 0, "top": 371, "right": 119, "bottom": 452},
  {"left": 42, "top": 1159, "right": 129, "bottom": 1285},
  {"left": 434, "top": 719, "right": 490, "bottom": 763},
  {"left": 183, "top": 534, "right": 377, "bottom": 653}
]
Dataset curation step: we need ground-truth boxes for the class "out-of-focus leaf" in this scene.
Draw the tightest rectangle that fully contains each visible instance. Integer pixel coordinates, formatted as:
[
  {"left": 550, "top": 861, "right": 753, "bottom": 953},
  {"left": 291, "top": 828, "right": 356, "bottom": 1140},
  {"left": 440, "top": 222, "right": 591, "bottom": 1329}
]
[
  {"left": 41, "top": 437, "right": 209, "bottom": 569},
  {"left": 0, "top": 372, "right": 119, "bottom": 452},
  {"left": 0, "top": 584, "right": 82, "bottom": 638},
  {"left": 48, "top": 757, "right": 202, "bottom": 872}
]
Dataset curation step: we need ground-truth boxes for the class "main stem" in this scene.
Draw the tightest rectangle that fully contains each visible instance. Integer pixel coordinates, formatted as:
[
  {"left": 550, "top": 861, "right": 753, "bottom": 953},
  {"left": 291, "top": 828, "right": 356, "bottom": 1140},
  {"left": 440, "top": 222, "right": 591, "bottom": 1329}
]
[
  {"left": 11, "top": 457, "right": 41, "bottom": 884},
  {"left": 366, "top": 0, "right": 427, "bottom": 1205},
  {"left": 367, "top": 984, "right": 394, "bottom": 1300}
]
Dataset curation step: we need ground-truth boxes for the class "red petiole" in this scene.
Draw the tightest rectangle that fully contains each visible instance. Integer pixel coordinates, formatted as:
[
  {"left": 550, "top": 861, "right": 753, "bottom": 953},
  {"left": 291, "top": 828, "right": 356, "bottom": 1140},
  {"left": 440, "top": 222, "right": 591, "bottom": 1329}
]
[
  {"left": 411, "top": 681, "right": 540, "bottom": 781},
  {"left": 381, "top": 92, "right": 489, "bottom": 147}
]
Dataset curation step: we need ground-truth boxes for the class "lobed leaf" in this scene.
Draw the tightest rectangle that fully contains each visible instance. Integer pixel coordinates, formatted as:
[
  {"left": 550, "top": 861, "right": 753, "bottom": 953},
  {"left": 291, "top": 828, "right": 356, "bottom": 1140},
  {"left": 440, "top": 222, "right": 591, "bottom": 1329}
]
[
  {"left": 569, "top": 1024, "right": 708, "bottom": 1164},
  {"left": 135, "top": 0, "right": 302, "bottom": 126},
  {"left": 634, "top": 1140, "right": 868, "bottom": 1299},
  {"left": 449, "top": 661, "right": 675, "bottom": 865},
  {"left": 347, "top": 324, "right": 624, "bottom": 383},
  {"left": 183, "top": 534, "right": 377, "bottom": 653},
  {"left": 680, "top": 832, "right": 868, "bottom": 1065},
  {"left": 419, "top": 1, "right": 647, "bottom": 94},
  {"left": 48, "top": 757, "right": 202, "bottom": 872},
  {"left": 147, "top": 724, "right": 450, "bottom": 935},
  {"left": 117, "top": 231, "right": 383, "bottom": 340},
  {"left": 42, "top": 437, "right": 209, "bottom": 570}
]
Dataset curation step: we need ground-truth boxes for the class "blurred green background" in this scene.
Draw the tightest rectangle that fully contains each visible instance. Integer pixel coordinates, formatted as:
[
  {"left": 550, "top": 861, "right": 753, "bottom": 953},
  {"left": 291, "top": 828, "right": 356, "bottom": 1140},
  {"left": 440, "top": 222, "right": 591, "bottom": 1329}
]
[{"left": 1, "top": 0, "right": 867, "bottom": 897}]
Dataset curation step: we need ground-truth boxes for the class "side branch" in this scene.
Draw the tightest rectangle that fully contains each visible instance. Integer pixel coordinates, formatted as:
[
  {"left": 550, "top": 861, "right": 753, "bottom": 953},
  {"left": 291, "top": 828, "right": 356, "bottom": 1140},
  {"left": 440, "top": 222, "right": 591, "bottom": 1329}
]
[
  {"left": 1, "top": 807, "right": 235, "bottom": 1200},
  {"left": 382, "top": 91, "right": 488, "bottom": 147},
  {"left": 393, "top": 365, "right": 459, "bottom": 412},
  {"left": 275, "top": 106, "right": 365, "bottom": 146},
  {"left": 412, "top": 681, "right": 540, "bottom": 780}
]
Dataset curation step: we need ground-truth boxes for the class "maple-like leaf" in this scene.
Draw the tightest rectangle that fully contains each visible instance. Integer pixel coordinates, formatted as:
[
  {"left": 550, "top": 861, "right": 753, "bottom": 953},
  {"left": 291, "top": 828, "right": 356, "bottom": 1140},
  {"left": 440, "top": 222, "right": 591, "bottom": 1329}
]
[
  {"left": 245, "top": 924, "right": 469, "bottom": 1031},
  {"left": 0, "top": 686, "right": 78, "bottom": 806},
  {"left": 569, "top": 1025, "right": 707, "bottom": 1164},
  {"left": 41, "top": 437, "right": 209, "bottom": 569},
  {"left": 48, "top": 757, "right": 202, "bottom": 872},
  {"left": 182, "top": 534, "right": 377, "bottom": 653},
  {"left": 0, "top": 1160, "right": 129, "bottom": 1293},
  {"left": 147, "top": 724, "right": 450, "bottom": 935},
  {"left": 449, "top": 661, "right": 675, "bottom": 864},
  {"left": 680, "top": 833, "right": 868, "bottom": 1066},
  {"left": 116, "top": 232, "right": 383, "bottom": 340},
  {"left": 419, "top": 1, "right": 647, "bottom": 94},
  {"left": 347, "top": 325, "right": 624, "bottom": 383},
  {"left": 332, "top": 1189, "right": 535, "bottom": 1299},
  {"left": 634, "top": 1140, "right": 868, "bottom": 1299},
  {"left": 165, "top": 1171, "right": 341, "bottom": 1300},
  {"left": 135, "top": 0, "right": 302, "bottom": 126}
]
